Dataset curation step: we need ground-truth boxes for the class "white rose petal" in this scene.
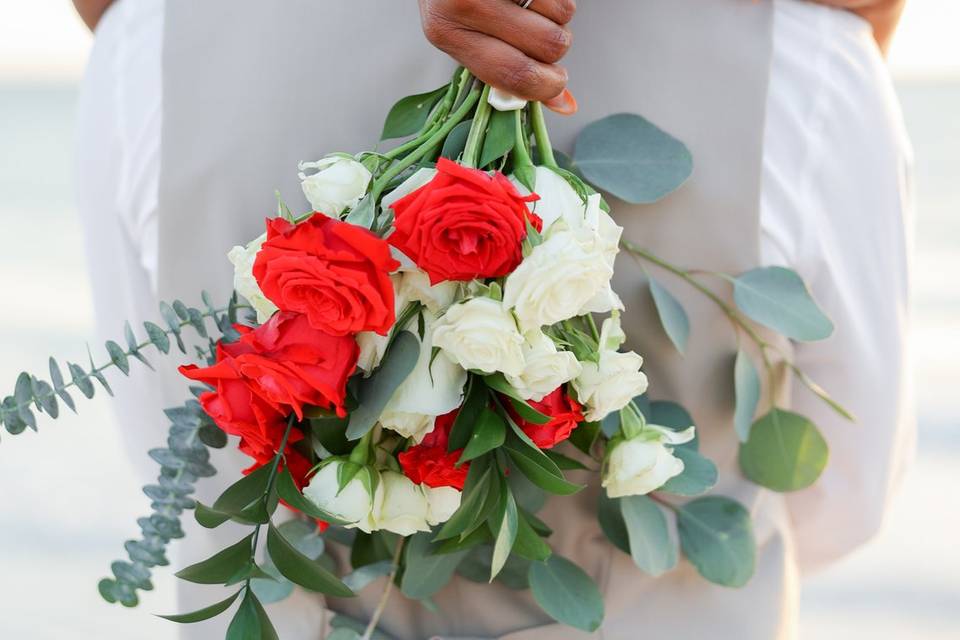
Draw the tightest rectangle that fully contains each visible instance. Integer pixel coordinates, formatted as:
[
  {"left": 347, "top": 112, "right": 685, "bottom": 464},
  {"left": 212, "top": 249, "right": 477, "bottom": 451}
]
[
  {"left": 506, "top": 330, "right": 582, "bottom": 402},
  {"left": 380, "top": 311, "right": 467, "bottom": 442},
  {"left": 227, "top": 234, "right": 278, "bottom": 323},
  {"left": 373, "top": 472, "right": 431, "bottom": 536},
  {"left": 391, "top": 251, "right": 460, "bottom": 314},
  {"left": 602, "top": 426, "right": 696, "bottom": 498},
  {"left": 503, "top": 229, "right": 615, "bottom": 332},
  {"left": 356, "top": 331, "right": 391, "bottom": 374},
  {"left": 303, "top": 462, "right": 378, "bottom": 531},
  {"left": 299, "top": 155, "right": 372, "bottom": 216},
  {"left": 432, "top": 297, "right": 526, "bottom": 376},
  {"left": 574, "top": 350, "right": 649, "bottom": 422},
  {"left": 488, "top": 87, "right": 528, "bottom": 112},
  {"left": 424, "top": 485, "right": 462, "bottom": 526}
]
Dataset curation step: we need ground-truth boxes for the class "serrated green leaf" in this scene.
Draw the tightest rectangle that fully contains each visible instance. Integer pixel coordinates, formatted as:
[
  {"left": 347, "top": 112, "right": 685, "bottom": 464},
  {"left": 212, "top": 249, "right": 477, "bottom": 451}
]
[
  {"left": 346, "top": 331, "right": 419, "bottom": 440},
  {"left": 677, "top": 496, "right": 755, "bottom": 587},
  {"left": 381, "top": 85, "right": 447, "bottom": 140},
  {"left": 267, "top": 523, "right": 353, "bottom": 596},
  {"left": 649, "top": 277, "right": 690, "bottom": 355},
  {"left": 158, "top": 590, "right": 241, "bottom": 623},
  {"left": 528, "top": 554, "right": 604, "bottom": 632},
  {"left": 732, "top": 266, "right": 833, "bottom": 341},
  {"left": 573, "top": 113, "right": 692, "bottom": 204},
  {"left": 739, "top": 409, "right": 828, "bottom": 492},
  {"left": 620, "top": 495, "right": 677, "bottom": 576},
  {"left": 175, "top": 533, "right": 253, "bottom": 584}
]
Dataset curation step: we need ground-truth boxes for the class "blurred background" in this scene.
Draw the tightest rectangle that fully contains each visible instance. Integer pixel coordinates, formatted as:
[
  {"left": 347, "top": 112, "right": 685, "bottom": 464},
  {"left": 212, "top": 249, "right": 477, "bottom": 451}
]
[{"left": 0, "top": 1, "right": 957, "bottom": 638}]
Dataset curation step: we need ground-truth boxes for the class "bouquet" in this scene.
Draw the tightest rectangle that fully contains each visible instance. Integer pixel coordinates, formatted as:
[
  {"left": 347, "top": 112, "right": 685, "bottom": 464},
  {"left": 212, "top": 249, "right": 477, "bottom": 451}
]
[{"left": 0, "top": 68, "right": 849, "bottom": 638}]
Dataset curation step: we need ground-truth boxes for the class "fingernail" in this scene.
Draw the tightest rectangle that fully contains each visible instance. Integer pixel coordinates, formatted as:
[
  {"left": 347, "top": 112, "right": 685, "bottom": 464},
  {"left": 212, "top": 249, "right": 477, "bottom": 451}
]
[{"left": 544, "top": 88, "right": 578, "bottom": 115}]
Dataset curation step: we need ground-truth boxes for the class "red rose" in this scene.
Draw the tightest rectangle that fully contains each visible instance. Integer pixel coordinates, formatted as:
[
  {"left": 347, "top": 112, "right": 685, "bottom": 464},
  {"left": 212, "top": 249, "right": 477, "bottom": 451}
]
[
  {"left": 387, "top": 158, "right": 541, "bottom": 284},
  {"left": 253, "top": 214, "right": 400, "bottom": 336},
  {"left": 508, "top": 387, "right": 585, "bottom": 449},
  {"left": 179, "top": 311, "right": 358, "bottom": 476},
  {"left": 398, "top": 409, "right": 469, "bottom": 490}
]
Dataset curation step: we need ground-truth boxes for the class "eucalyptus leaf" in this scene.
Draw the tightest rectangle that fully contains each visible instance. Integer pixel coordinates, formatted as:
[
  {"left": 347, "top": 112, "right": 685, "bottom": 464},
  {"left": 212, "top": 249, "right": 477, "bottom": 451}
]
[
  {"left": 342, "top": 559, "right": 393, "bottom": 592},
  {"left": 620, "top": 495, "right": 677, "bottom": 576},
  {"left": 739, "top": 409, "right": 828, "bottom": 492},
  {"left": 347, "top": 331, "right": 419, "bottom": 440},
  {"left": 402, "top": 532, "right": 468, "bottom": 600},
  {"left": 659, "top": 447, "right": 718, "bottom": 497},
  {"left": 596, "top": 492, "right": 630, "bottom": 555},
  {"left": 573, "top": 113, "right": 692, "bottom": 204},
  {"left": 732, "top": 266, "right": 833, "bottom": 341},
  {"left": 733, "top": 350, "right": 761, "bottom": 442},
  {"left": 528, "top": 554, "right": 604, "bottom": 632},
  {"left": 647, "top": 401, "right": 698, "bottom": 451},
  {"left": 381, "top": 85, "right": 447, "bottom": 140},
  {"left": 677, "top": 496, "right": 755, "bottom": 587},
  {"left": 649, "top": 277, "right": 690, "bottom": 355}
]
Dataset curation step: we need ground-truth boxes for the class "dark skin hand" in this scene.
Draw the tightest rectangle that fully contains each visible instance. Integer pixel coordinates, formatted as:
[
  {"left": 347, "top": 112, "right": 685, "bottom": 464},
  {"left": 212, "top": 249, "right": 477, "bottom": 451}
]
[{"left": 72, "top": 0, "right": 114, "bottom": 31}]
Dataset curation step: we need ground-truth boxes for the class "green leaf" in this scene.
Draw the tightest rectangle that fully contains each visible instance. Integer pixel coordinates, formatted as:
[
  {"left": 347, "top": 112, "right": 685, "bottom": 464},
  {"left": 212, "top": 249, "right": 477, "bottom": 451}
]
[
  {"left": 275, "top": 469, "right": 352, "bottom": 525},
  {"left": 733, "top": 350, "right": 761, "bottom": 442},
  {"left": 267, "top": 524, "right": 353, "bottom": 596},
  {"left": 659, "top": 447, "right": 718, "bottom": 496},
  {"left": 648, "top": 277, "right": 690, "bottom": 355},
  {"left": 512, "top": 511, "right": 552, "bottom": 562},
  {"left": 448, "top": 376, "right": 487, "bottom": 451},
  {"left": 213, "top": 463, "right": 271, "bottom": 516},
  {"left": 620, "top": 495, "right": 677, "bottom": 576},
  {"left": 489, "top": 487, "right": 519, "bottom": 581},
  {"left": 543, "top": 450, "right": 587, "bottom": 471},
  {"left": 434, "top": 466, "right": 495, "bottom": 542},
  {"left": 342, "top": 560, "right": 393, "bottom": 592},
  {"left": 573, "top": 113, "right": 692, "bottom": 204},
  {"left": 568, "top": 420, "right": 600, "bottom": 456},
  {"left": 478, "top": 109, "right": 516, "bottom": 168},
  {"left": 440, "top": 119, "right": 473, "bottom": 160},
  {"left": 401, "top": 532, "right": 468, "bottom": 600},
  {"left": 250, "top": 592, "right": 280, "bottom": 640},
  {"left": 381, "top": 85, "right": 447, "bottom": 140},
  {"left": 485, "top": 374, "right": 551, "bottom": 424},
  {"left": 225, "top": 591, "right": 260, "bottom": 640},
  {"left": 48, "top": 358, "right": 76, "bottom": 413},
  {"left": 677, "top": 496, "right": 755, "bottom": 587},
  {"left": 198, "top": 423, "right": 228, "bottom": 449},
  {"left": 158, "top": 590, "right": 241, "bottom": 623},
  {"left": 310, "top": 415, "right": 351, "bottom": 455},
  {"left": 505, "top": 446, "right": 583, "bottom": 496},
  {"left": 346, "top": 331, "right": 419, "bottom": 440},
  {"left": 175, "top": 534, "right": 253, "bottom": 584},
  {"left": 343, "top": 194, "right": 376, "bottom": 229},
  {"left": 528, "top": 555, "right": 604, "bottom": 632},
  {"left": 458, "top": 407, "right": 506, "bottom": 464},
  {"left": 194, "top": 503, "right": 232, "bottom": 529},
  {"left": 646, "top": 400, "right": 698, "bottom": 451},
  {"left": 739, "top": 409, "right": 828, "bottom": 492},
  {"left": 144, "top": 321, "right": 171, "bottom": 354},
  {"left": 732, "top": 266, "right": 833, "bottom": 341},
  {"left": 597, "top": 491, "right": 630, "bottom": 555}
]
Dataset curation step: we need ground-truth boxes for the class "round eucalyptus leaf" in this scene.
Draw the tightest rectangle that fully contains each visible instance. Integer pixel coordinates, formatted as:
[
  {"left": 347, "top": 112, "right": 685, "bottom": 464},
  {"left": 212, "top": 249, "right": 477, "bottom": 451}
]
[
  {"left": 659, "top": 447, "right": 718, "bottom": 497},
  {"left": 732, "top": 266, "right": 834, "bottom": 341},
  {"left": 677, "top": 496, "right": 755, "bottom": 587},
  {"left": 739, "top": 409, "right": 828, "bottom": 492},
  {"left": 733, "top": 350, "right": 761, "bottom": 443},
  {"left": 573, "top": 113, "right": 692, "bottom": 204},
  {"left": 620, "top": 495, "right": 677, "bottom": 576},
  {"left": 648, "top": 277, "right": 690, "bottom": 355},
  {"left": 528, "top": 554, "right": 604, "bottom": 632}
]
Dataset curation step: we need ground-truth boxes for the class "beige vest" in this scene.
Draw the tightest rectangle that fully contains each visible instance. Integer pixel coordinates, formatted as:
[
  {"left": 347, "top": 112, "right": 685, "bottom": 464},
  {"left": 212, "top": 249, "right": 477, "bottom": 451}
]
[{"left": 159, "top": 2, "right": 795, "bottom": 638}]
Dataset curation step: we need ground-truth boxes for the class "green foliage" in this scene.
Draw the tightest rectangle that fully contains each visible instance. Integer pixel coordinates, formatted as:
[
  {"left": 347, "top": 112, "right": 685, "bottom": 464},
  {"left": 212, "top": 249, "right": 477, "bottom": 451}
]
[
  {"left": 504, "top": 439, "right": 583, "bottom": 496},
  {"left": 99, "top": 397, "right": 222, "bottom": 607},
  {"left": 648, "top": 276, "right": 690, "bottom": 355},
  {"left": 573, "top": 113, "right": 692, "bottom": 204},
  {"left": 458, "top": 407, "right": 506, "bottom": 464},
  {"left": 158, "top": 590, "right": 242, "bottom": 623},
  {"left": 528, "top": 554, "right": 604, "bottom": 632},
  {"left": 401, "top": 532, "right": 467, "bottom": 600},
  {"left": 176, "top": 534, "right": 255, "bottom": 585},
  {"left": 677, "top": 496, "right": 755, "bottom": 587},
  {"left": 489, "top": 483, "right": 519, "bottom": 580},
  {"left": 739, "top": 409, "right": 829, "bottom": 492},
  {"left": 380, "top": 85, "right": 448, "bottom": 140},
  {"left": 658, "top": 447, "right": 718, "bottom": 496},
  {"left": 733, "top": 349, "right": 761, "bottom": 442},
  {"left": 266, "top": 523, "right": 353, "bottom": 596},
  {"left": 346, "top": 330, "right": 419, "bottom": 440},
  {"left": 1, "top": 296, "right": 235, "bottom": 439},
  {"left": 440, "top": 119, "right": 473, "bottom": 160},
  {"left": 619, "top": 495, "right": 677, "bottom": 576},
  {"left": 448, "top": 375, "right": 487, "bottom": 451},
  {"left": 732, "top": 266, "right": 834, "bottom": 341},
  {"left": 478, "top": 109, "right": 516, "bottom": 168}
]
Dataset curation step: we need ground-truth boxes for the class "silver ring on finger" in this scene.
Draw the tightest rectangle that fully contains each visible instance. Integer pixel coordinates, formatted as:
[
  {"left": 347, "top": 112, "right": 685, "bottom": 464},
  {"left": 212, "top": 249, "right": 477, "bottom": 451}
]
[{"left": 517, "top": 0, "right": 534, "bottom": 9}]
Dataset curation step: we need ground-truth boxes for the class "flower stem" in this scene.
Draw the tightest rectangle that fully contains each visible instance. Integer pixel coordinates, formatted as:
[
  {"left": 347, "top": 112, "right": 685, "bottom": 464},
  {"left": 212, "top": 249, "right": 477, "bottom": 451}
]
[
  {"left": 462, "top": 84, "right": 492, "bottom": 168},
  {"left": 361, "top": 537, "right": 404, "bottom": 640},
  {"left": 530, "top": 102, "right": 557, "bottom": 168}
]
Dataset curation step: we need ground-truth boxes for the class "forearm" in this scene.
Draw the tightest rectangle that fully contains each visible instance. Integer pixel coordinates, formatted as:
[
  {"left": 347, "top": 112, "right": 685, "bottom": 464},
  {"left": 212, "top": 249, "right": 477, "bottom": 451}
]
[{"left": 73, "top": 0, "right": 114, "bottom": 31}]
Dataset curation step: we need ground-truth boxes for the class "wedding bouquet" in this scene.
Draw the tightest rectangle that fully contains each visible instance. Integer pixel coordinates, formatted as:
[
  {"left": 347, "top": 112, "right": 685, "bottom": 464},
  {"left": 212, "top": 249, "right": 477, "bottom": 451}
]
[{"left": 0, "top": 69, "right": 848, "bottom": 638}]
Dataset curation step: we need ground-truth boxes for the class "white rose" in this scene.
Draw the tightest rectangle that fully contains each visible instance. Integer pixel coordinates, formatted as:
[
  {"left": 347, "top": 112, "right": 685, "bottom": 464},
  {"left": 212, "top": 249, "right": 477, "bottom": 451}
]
[
  {"left": 505, "top": 330, "right": 582, "bottom": 402},
  {"left": 391, "top": 249, "right": 459, "bottom": 314},
  {"left": 432, "top": 297, "right": 526, "bottom": 376},
  {"left": 488, "top": 87, "right": 528, "bottom": 112},
  {"left": 382, "top": 167, "right": 437, "bottom": 211},
  {"left": 380, "top": 312, "right": 467, "bottom": 442},
  {"left": 424, "top": 485, "right": 462, "bottom": 526},
  {"left": 356, "top": 331, "right": 391, "bottom": 375},
  {"left": 502, "top": 229, "right": 615, "bottom": 332},
  {"left": 303, "top": 461, "right": 379, "bottom": 532},
  {"left": 227, "top": 234, "right": 278, "bottom": 323},
  {"left": 524, "top": 166, "right": 586, "bottom": 231},
  {"left": 574, "top": 351, "right": 648, "bottom": 422},
  {"left": 602, "top": 426, "right": 696, "bottom": 498},
  {"left": 299, "top": 156, "right": 372, "bottom": 216},
  {"left": 372, "top": 471, "right": 431, "bottom": 536}
]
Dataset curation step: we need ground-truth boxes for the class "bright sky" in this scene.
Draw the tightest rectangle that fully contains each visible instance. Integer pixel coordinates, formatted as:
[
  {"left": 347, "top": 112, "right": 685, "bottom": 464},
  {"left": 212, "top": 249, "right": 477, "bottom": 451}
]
[{"left": 0, "top": 0, "right": 958, "bottom": 81}]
